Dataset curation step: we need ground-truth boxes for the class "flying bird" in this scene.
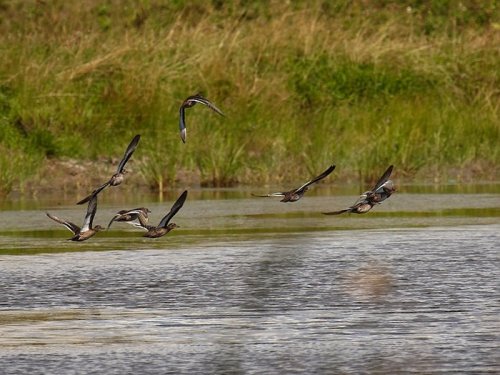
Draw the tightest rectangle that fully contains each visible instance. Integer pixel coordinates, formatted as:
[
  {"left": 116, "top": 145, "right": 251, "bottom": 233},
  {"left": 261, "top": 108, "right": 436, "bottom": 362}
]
[
  {"left": 323, "top": 165, "right": 395, "bottom": 215},
  {"left": 141, "top": 190, "right": 188, "bottom": 238},
  {"left": 77, "top": 134, "right": 141, "bottom": 205},
  {"left": 252, "top": 165, "right": 336, "bottom": 202},
  {"left": 46, "top": 195, "right": 103, "bottom": 241},
  {"left": 107, "top": 207, "right": 151, "bottom": 230},
  {"left": 179, "top": 93, "right": 224, "bottom": 143}
]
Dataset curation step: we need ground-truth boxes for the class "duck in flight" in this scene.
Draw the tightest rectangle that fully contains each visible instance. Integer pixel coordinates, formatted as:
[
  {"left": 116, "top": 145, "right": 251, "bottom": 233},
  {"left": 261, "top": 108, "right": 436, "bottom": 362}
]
[
  {"left": 77, "top": 134, "right": 141, "bottom": 205},
  {"left": 140, "top": 190, "right": 188, "bottom": 238},
  {"left": 46, "top": 195, "right": 103, "bottom": 241},
  {"left": 252, "top": 165, "right": 336, "bottom": 202},
  {"left": 107, "top": 207, "right": 151, "bottom": 230},
  {"left": 179, "top": 93, "right": 224, "bottom": 143},
  {"left": 323, "top": 165, "right": 395, "bottom": 215}
]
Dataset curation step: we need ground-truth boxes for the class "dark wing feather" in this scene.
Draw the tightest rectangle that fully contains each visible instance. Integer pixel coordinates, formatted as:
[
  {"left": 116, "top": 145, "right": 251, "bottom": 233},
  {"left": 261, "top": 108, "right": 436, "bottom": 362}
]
[
  {"left": 295, "top": 164, "right": 336, "bottom": 193},
  {"left": 372, "top": 165, "right": 393, "bottom": 192},
  {"left": 322, "top": 209, "right": 349, "bottom": 215},
  {"left": 107, "top": 214, "right": 121, "bottom": 229},
  {"left": 124, "top": 208, "right": 149, "bottom": 217},
  {"left": 117, "top": 134, "right": 141, "bottom": 173},
  {"left": 158, "top": 190, "right": 188, "bottom": 228},
  {"left": 179, "top": 94, "right": 223, "bottom": 143},
  {"left": 81, "top": 195, "right": 98, "bottom": 232},
  {"left": 190, "top": 95, "right": 225, "bottom": 117},
  {"left": 46, "top": 213, "right": 80, "bottom": 234},
  {"left": 76, "top": 181, "right": 110, "bottom": 205},
  {"left": 179, "top": 106, "right": 187, "bottom": 143},
  {"left": 323, "top": 190, "right": 368, "bottom": 215},
  {"left": 107, "top": 208, "right": 149, "bottom": 229}
]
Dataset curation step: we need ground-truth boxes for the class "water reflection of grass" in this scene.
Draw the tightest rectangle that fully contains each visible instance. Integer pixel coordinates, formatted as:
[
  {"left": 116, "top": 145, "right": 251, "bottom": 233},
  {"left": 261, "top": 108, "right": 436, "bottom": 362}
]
[
  {"left": 1, "top": 195, "right": 498, "bottom": 255},
  {"left": 0, "top": 310, "right": 101, "bottom": 324},
  {"left": 361, "top": 207, "right": 500, "bottom": 218},
  {"left": 239, "top": 207, "right": 500, "bottom": 219}
]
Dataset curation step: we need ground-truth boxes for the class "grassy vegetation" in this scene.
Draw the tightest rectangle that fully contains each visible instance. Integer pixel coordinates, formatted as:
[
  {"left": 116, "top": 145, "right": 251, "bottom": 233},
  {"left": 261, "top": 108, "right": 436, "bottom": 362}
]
[{"left": 0, "top": 0, "right": 498, "bottom": 195}]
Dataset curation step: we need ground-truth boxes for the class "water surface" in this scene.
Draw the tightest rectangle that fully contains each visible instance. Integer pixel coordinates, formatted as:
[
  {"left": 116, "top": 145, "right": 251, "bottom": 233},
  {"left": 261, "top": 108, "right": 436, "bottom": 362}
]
[{"left": 0, "top": 188, "right": 499, "bottom": 374}]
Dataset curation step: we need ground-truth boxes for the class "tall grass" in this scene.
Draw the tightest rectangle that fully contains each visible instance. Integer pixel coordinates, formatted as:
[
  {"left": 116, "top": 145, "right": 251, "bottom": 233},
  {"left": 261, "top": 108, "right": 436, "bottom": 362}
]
[{"left": 0, "top": 0, "right": 498, "bottom": 194}]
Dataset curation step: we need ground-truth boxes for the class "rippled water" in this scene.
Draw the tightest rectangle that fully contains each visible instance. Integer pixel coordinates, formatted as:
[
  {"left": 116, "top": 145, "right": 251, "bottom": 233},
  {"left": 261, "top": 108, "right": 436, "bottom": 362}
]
[{"left": 0, "top": 189, "right": 499, "bottom": 374}]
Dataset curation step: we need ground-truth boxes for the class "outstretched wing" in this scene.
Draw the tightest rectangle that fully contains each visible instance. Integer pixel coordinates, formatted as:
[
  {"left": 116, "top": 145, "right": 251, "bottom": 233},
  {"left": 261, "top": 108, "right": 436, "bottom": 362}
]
[
  {"left": 107, "top": 208, "right": 149, "bottom": 229},
  {"left": 76, "top": 181, "right": 110, "bottom": 205},
  {"left": 158, "top": 190, "right": 188, "bottom": 228},
  {"left": 179, "top": 94, "right": 224, "bottom": 143},
  {"left": 371, "top": 165, "right": 393, "bottom": 192},
  {"left": 107, "top": 214, "right": 121, "bottom": 229},
  {"left": 136, "top": 211, "right": 150, "bottom": 227},
  {"left": 117, "top": 134, "right": 141, "bottom": 173},
  {"left": 189, "top": 94, "right": 225, "bottom": 116},
  {"left": 295, "top": 164, "right": 336, "bottom": 193},
  {"left": 375, "top": 179, "right": 394, "bottom": 194},
  {"left": 46, "top": 213, "right": 80, "bottom": 234},
  {"left": 179, "top": 105, "right": 187, "bottom": 143},
  {"left": 322, "top": 209, "right": 350, "bottom": 215},
  {"left": 322, "top": 190, "right": 368, "bottom": 216},
  {"left": 251, "top": 192, "right": 286, "bottom": 198},
  {"left": 81, "top": 195, "right": 98, "bottom": 232},
  {"left": 352, "top": 192, "right": 370, "bottom": 206},
  {"left": 126, "top": 221, "right": 151, "bottom": 231}
]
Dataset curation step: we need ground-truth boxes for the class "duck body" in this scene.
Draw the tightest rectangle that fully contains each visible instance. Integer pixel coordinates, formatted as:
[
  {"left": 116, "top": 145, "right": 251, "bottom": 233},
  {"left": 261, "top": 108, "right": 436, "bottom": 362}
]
[
  {"left": 143, "top": 223, "right": 179, "bottom": 238},
  {"left": 179, "top": 94, "right": 224, "bottom": 143},
  {"left": 46, "top": 195, "right": 103, "bottom": 242},
  {"left": 107, "top": 207, "right": 151, "bottom": 229},
  {"left": 77, "top": 134, "right": 141, "bottom": 205},
  {"left": 323, "top": 166, "right": 395, "bottom": 215},
  {"left": 69, "top": 227, "right": 103, "bottom": 241},
  {"left": 141, "top": 191, "right": 188, "bottom": 239},
  {"left": 279, "top": 188, "right": 308, "bottom": 202},
  {"left": 252, "top": 165, "right": 336, "bottom": 203}
]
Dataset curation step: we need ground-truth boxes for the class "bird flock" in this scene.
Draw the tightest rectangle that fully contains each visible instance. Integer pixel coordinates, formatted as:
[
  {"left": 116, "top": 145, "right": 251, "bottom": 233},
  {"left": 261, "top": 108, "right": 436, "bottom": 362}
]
[{"left": 46, "top": 93, "right": 396, "bottom": 241}]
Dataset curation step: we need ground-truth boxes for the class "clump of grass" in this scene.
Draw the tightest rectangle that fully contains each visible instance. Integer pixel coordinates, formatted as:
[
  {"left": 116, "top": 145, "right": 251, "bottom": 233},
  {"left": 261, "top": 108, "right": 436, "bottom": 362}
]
[
  {"left": 0, "top": 140, "right": 42, "bottom": 196},
  {"left": 287, "top": 55, "right": 437, "bottom": 108},
  {"left": 138, "top": 128, "right": 183, "bottom": 192},
  {"left": 193, "top": 127, "right": 247, "bottom": 187},
  {"left": 0, "top": 0, "right": 498, "bottom": 194},
  {"left": 0, "top": 147, "right": 37, "bottom": 196}
]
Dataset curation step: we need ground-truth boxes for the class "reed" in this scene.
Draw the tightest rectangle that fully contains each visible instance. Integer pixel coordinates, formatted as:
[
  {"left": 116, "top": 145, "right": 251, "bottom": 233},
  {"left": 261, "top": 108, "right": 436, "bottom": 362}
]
[{"left": 0, "top": 1, "right": 498, "bottom": 194}]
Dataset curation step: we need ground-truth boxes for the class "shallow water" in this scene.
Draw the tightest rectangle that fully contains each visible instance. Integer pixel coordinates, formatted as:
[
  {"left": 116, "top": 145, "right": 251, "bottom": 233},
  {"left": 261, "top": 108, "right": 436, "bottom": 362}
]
[{"left": 0, "top": 188, "right": 499, "bottom": 374}]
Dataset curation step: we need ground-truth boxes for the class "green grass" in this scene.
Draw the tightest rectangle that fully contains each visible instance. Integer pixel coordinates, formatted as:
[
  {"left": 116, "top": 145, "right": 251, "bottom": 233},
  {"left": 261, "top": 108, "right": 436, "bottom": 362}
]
[{"left": 0, "top": 0, "right": 498, "bottom": 194}]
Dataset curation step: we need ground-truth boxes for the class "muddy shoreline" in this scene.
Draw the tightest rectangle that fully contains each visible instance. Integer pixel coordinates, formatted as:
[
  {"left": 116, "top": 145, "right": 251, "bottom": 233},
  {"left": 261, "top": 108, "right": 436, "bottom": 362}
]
[{"left": 5, "top": 157, "right": 500, "bottom": 200}]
